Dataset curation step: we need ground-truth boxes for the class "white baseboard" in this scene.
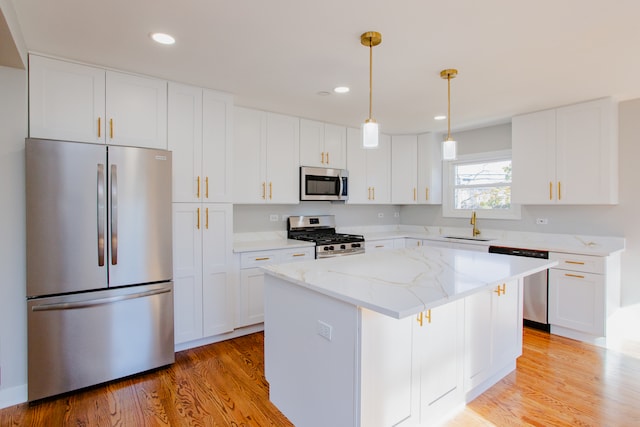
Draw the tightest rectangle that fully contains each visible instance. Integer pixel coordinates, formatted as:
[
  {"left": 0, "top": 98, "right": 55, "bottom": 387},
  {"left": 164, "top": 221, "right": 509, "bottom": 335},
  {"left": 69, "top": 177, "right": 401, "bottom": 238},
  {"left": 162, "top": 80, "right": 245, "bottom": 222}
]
[
  {"left": 0, "top": 383, "right": 27, "bottom": 410},
  {"left": 174, "top": 323, "right": 264, "bottom": 353}
]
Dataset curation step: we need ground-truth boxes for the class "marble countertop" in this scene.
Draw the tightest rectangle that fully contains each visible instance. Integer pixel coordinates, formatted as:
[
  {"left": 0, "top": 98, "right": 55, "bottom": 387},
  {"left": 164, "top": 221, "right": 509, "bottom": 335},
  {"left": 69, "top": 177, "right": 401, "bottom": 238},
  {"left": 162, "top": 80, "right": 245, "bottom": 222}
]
[{"left": 263, "top": 246, "right": 557, "bottom": 319}]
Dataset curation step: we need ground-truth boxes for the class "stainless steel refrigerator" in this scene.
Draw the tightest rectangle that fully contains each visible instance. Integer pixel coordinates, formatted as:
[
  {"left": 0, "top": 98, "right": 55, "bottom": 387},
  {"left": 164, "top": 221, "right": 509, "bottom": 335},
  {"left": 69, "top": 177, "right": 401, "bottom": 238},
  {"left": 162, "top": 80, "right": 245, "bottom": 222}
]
[{"left": 26, "top": 138, "right": 174, "bottom": 401}]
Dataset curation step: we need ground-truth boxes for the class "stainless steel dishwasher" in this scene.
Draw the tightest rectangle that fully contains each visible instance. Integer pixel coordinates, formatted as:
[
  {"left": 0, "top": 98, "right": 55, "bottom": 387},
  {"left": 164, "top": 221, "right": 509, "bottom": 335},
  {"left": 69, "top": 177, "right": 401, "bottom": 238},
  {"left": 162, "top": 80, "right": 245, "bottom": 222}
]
[{"left": 488, "top": 246, "right": 550, "bottom": 331}]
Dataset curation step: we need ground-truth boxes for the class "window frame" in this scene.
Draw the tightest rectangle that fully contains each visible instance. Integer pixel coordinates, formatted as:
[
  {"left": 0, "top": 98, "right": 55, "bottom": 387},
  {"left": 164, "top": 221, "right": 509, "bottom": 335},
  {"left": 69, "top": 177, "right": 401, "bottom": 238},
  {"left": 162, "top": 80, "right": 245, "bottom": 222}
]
[{"left": 442, "top": 150, "right": 521, "bottom": 220}]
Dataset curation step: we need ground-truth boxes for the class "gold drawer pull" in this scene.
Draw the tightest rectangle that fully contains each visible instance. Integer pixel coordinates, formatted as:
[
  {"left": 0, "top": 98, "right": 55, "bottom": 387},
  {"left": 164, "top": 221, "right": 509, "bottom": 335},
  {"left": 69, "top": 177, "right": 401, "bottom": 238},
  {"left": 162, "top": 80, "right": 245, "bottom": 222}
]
[
  {"left": 292, "top": 253, "right": 306, "bottom": 257},
  {"left": 254, "top": 257, "right": 271, "bottom": 261},
  {"left": 558, "top": 181, "right": 562, "bottom": 200},
  {"left": 565, "top": 273, "right": 585, "bottom": 279},
  {"left": 549, "top": 182, "right": 553, "bottom": 200},
  {"left": 375, "top": 245, "right": 384, "bottom": 248},
  {"left": 425, "top": 187, "right": 429, "bottom": 201},
  {"left": 98, "top": 117, "right": 102, "bottom": 138},
  {"left": 196, "top": 208, "right": 200, "bottom": 230},
  {"left": 565, "top": 260, "right": 585, "bottom": 265}
]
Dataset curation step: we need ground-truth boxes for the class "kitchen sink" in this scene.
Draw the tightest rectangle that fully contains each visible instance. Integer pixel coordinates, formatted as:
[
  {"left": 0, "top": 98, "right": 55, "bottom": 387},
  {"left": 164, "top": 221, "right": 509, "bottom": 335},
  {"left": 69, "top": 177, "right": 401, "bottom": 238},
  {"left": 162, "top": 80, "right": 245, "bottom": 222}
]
[{"left": 443, "top": 235, "right": 494, "bottom": 242}]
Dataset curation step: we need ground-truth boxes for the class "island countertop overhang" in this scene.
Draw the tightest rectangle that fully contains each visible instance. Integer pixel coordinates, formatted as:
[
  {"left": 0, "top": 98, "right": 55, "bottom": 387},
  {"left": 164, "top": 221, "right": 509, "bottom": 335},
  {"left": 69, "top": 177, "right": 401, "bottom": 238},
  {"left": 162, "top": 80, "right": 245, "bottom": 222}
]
[{"left": 262, "top": 246, "right": 558, "bottom": 319}]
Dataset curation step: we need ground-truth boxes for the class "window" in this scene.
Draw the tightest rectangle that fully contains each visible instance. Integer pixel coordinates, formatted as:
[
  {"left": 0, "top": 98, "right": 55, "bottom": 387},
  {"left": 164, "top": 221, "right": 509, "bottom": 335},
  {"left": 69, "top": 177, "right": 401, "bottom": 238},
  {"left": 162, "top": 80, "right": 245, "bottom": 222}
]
[{"left": 443, "top": 150, "right": 521, "bottom": 219}]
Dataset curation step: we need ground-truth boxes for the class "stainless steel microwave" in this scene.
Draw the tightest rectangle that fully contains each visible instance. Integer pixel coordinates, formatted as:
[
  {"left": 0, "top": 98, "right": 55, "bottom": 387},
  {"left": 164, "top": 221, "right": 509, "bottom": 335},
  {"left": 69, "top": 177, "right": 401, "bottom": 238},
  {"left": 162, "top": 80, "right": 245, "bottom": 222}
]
[{"left": 300, "top": 166, "right": 348, "bottom": 201}]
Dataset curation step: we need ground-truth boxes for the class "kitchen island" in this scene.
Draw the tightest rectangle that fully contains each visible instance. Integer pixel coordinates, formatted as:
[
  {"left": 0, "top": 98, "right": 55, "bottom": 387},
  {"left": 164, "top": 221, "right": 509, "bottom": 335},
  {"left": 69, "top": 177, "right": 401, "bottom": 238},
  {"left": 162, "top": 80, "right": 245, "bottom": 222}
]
[{"left": 262, "top": 246, "right": 556, "bottom": 427}]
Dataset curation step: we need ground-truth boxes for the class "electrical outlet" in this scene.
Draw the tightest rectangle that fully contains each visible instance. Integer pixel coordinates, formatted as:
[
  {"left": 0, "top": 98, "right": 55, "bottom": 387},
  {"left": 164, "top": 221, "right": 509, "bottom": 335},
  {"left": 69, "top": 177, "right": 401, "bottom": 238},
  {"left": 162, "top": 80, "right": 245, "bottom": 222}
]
[
  {"left": 281, "top": 215, "right": 288, "bottom": 221},
  {"left": 394, "top": 212, "right": 400, "bottom": 218},
  {"left": 317, "top": 320, "right": 332, "bottom": 341},
  {"left": 269, "top": 214, "right": 279, "bottom": 222},
  {"left": 377, "top": 212, "right": 384, "bottom": 218},
  {"left": 536, "top": 218, "right": 548, "bottom": 225}
]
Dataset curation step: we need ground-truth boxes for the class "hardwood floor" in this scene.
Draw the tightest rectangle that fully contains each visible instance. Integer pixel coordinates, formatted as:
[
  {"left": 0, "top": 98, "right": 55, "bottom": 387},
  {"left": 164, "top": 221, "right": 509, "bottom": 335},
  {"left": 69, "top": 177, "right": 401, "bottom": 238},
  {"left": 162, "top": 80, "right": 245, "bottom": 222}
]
[{"left": 2, "top": 328, "right": 639, "bottom": 426}]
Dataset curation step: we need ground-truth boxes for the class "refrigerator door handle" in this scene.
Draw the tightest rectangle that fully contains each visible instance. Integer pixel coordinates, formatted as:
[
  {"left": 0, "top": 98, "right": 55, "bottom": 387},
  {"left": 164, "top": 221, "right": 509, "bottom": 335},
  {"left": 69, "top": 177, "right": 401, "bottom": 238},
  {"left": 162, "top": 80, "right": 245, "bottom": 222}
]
[
  {"left": 31, "top": 287, "right": 171, "bottom": 312},
  {"left": 97, "top": 164, "right": 105, "bottom": 267},
  {"left": 111, "top": 164, "right": 118, "bottom": 265}
]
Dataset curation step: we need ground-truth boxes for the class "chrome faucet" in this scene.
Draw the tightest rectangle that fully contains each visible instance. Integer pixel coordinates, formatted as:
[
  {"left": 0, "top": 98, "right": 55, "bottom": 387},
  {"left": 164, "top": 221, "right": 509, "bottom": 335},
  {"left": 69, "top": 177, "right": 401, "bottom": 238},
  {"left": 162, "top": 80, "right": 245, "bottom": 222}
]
[{"left": 470, "top": 211, "right": 481, "bottom": 237}]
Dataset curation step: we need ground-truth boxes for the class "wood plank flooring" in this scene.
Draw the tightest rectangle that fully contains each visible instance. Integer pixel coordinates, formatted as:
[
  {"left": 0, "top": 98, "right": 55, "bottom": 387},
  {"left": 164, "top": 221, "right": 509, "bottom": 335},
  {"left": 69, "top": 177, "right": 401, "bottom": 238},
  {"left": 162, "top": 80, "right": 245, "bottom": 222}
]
[{"left": 2, "top": 327, "right": 640, "bottom": 426}]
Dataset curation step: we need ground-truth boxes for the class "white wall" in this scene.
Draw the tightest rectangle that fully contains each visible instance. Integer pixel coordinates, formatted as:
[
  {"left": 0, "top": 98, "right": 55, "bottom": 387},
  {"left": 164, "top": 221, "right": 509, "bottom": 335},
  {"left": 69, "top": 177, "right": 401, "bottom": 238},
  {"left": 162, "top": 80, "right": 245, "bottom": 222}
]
[
  {"left": 403, "top": 101, "right": 639, "bottom": 306},
  {"left": 0, "top": 65, "right": 28, "bottom": 407}
]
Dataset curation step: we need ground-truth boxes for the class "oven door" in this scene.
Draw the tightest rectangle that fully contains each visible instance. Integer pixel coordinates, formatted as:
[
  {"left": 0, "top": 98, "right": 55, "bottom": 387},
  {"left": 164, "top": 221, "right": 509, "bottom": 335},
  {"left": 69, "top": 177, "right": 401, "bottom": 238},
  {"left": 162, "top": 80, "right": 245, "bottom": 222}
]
[{"left": 300, "top": 166, "right": 348, "bottom": 201}]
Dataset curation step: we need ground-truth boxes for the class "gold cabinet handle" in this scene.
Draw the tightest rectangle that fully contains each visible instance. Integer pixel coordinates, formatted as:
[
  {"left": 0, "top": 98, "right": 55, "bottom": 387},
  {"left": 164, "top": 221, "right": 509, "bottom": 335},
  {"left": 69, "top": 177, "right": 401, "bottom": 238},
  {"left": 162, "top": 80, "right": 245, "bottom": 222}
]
[
  {"left": 416, "top": 309, "right": 432, "bottom": 327},
  {"left": 205, "top": 177, "right": 209, "bottom": 199},
  {"left": 372, "top": 187, "right": 375, "bottom": 200},
  {"left": 326, "top": 152, "right": 330, "bottom": 164},
  {"left": 196, "top": 207, "right": 200, "bottom": 230},
  {"left": 425, "top": 309, "right": 432, "bottom": 324},
  {"left": 269, "top": 182, "right": 273, "bottom": 200},
  {"left": 262, "top": 182, "right": 266, "bottom": 199},
  {"left": 416, "top": 311, "right": 423, "bottom": 327},
  {"left": 425, "top": 187, "right": 429, "bottom": 201},
  {"left": 109, "top": 118, "right": 114, "bottom": 139},
  {"left": 549, "top": 181, "right": 553, "bottom": 200},
  {"left": 494, "top": 283, "right": 506, "bottom": 296},
  {"left": 255, "top": 257, "right": 271, "bottom": 261},
  {"left": 98, "top": 117, "right": 101, "bottom": 138},
  {"left": 565, "top": 260, "right": 585, "bottom": 265},
  {"left": 375, "top": 245, "right": 384, "bottom": 248},
  {"left": 205, "top": 207, "right": 209, "bottom": 229},
  {"left": 367, "top": 187, "right": 371, "bottom": 200},
  {"left": 413, "top": 187, "right": 417, "bottom": 201},
  {"left": 321, "top": 152, "right": 325, "bottom": 164},
  {"left": 558, "top": 181, "right": 561, "bottom": 200},
  {"left": 292, "top": 253, "right": 306, "bottom": 257},
  {"left": 565, "top": 273, "right": 585, "bottom": 279},
  {"left": 197, "top": 176, "right": 201, "bottom": 199}
]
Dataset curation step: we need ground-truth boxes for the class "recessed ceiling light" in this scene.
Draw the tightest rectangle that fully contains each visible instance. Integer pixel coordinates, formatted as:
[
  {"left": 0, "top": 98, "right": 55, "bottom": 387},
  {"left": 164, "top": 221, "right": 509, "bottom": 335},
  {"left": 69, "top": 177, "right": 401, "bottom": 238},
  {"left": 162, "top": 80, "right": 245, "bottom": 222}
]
[
  {"left": 151, "top": 32, "right": 175, "bottom": 45},
  {"left": 434, "top": 115, "right": 446, "bottom": 120},
  {"left": 334, "top": 86, "right": 350, "bottom": 94}
]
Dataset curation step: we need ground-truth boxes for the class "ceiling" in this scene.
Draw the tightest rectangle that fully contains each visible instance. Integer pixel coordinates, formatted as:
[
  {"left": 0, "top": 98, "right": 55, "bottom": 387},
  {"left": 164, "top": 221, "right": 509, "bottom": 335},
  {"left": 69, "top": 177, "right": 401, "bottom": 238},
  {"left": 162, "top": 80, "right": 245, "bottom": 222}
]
[{"left": 9, "top": 0, "right": 640, "bottom": 135}]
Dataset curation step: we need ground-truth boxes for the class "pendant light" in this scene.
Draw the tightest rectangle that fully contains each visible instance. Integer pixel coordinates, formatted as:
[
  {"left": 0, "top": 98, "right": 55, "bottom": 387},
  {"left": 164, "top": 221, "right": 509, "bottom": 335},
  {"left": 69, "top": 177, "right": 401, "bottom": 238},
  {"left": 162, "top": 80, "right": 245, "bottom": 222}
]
[
  {"left": 440, "top": 68, "right": 458, "bottom": 160},
  {"left": 361, "top": 31, "right": 382, "bottom": 149}
]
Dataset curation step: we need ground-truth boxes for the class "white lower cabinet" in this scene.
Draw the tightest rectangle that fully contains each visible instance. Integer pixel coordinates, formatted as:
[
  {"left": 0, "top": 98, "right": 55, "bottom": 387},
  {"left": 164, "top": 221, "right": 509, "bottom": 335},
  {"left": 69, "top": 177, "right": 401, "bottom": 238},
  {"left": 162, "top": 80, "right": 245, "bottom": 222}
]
[
  {"left": 364, "top": 238, "right": 405, "bottom": 252},
  {"left": 236, "top": 247, "right": 315, "bottom": 328},
  {"left": 548, "top": 252, "right": 620, "bottom": 340},
  {"left": 413, "top": 300, "right": 464, "bottom": 422},
  {"left": 464, "top": 280, "right": 522, "bottom": 396},
  {"left": 172, "top": 203, "right": 233, "bottom": 345}
]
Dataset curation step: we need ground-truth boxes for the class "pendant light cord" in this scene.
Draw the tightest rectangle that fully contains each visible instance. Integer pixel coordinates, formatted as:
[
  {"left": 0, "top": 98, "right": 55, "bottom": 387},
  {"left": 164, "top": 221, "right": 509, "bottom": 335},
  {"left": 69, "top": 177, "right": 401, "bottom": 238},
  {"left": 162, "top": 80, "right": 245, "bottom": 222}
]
[
  {"left": 369, "top": 40, "right": 373, "bottom": 120},
  {"left": 447, "top": 75, "right": 451, "bottom": 140}
]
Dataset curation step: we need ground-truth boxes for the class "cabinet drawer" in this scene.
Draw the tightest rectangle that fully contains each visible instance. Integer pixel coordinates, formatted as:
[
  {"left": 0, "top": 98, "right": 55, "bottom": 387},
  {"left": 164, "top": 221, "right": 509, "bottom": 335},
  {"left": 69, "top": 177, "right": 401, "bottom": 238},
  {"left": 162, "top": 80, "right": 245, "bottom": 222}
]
[
  {"left": 365, "top": 239, "right": 395, "bottom": 251},
  {"left": 240, "top": 251, "right": 280, "bottom": 268},
  {"left": 279, "top": 247, "right": 315, "bottom": 262},
  {"left": 550, "top": 252, "right": 604, "bottom": 274}
]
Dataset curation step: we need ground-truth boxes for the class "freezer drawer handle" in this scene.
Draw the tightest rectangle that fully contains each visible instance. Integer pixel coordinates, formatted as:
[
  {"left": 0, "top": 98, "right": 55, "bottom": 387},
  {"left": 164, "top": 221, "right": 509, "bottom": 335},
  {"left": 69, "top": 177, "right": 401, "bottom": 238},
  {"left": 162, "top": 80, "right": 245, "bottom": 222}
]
[
  {"left": 97, "top": 164, "right": 105, "bottom": 266},
  {"left": 111, "top": 164, "right": 118, "bottom": 265},
  {"left": 31, "top": 288, "right": 171, "bottom": 312}
]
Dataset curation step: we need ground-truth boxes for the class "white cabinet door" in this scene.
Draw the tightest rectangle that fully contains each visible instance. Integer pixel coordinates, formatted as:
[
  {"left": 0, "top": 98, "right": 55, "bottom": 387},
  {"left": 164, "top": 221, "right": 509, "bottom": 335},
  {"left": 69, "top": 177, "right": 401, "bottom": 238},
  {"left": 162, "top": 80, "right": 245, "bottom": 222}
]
[
  {"left": 29, "top": 55, "right": 105, "bottom": 144},
  {"left": 414, "top": 301, "right": 464, "bottom": 422},
  {"left": 202, "top": 90, "right": 233, "bottom": 202},
  {"left": 299, "top": 119, "right": 325, "bottom": 167},
  {"left": 417, "top": 133, "right": 442, "bottom": 204},
  {"left": 555, "top": 99, "right": 617, "bottom": 204},
  {"left": 365, "top": 240, "right": 396, "bottom": 252},
  {"left": 391, "top": 135, "right": 418, "bottom": 204},
  {"left": 465, "top": 280, "right": 521, "bottom": 392},
  {"left": 512, "top": 109, "right": 556, "bottom": 204},
  {"left": 172, "top": 203, "right": 204, "bottom": 344},
  {"left": 300, "top": 119, "right": 346, "bottom": 168},
  {"left": 548, "top": 269, "right": 605, "bottom": 336},
  {"left": 202, "top": 204, "right": 234, "bottom": 336},
  {"left": 233, "top": 106, "right": 266, "bottom": 203},
  {"left": 105, "top": 71, "right": 167, "bottom": 149},
  {"left": 265, "top": 112, "right": 300, "bottom": 204},
  {"left": 323, "top": 123, "right": 347, "bottom": 169},
  {"left": 168, "top": 83, "right": 203, "bottom": 203}
]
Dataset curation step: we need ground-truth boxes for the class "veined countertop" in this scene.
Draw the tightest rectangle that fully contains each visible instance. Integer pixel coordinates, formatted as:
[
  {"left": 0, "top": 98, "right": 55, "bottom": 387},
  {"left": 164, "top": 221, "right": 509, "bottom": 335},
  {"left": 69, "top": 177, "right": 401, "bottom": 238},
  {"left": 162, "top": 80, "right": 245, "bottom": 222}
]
[
  {"left": 234, "top": 225, "right": 625, "bottom": 256},
  {"left": 262, "top": 246, "right": 556, "bottom": 319}
]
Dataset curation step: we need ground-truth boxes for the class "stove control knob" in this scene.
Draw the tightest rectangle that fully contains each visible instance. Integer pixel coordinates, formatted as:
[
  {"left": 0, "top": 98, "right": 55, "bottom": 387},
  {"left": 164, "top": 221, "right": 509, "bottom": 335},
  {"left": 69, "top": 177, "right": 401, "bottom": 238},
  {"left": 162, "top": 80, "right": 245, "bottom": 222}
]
[
  {"left": 323, "top": 246, "right": 330, "bottom": 251},
  {"left": 340, "top": 245, "right": 346, "bottom": 250},
  {"left": 328, "top": 246, "right": 334, "bottom": 251},
  {"left": 353, "top": 243, "right": 361, "bottom": 248}
]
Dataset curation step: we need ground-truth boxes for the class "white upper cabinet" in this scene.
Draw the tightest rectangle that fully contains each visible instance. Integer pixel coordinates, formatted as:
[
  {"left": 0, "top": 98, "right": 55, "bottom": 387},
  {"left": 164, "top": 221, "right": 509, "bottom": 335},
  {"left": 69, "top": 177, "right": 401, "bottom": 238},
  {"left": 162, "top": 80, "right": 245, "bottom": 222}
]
[
  {"left": 391, "top": 133, "right": 442, "bottom": 204},
  {"left": 168, "top": 83, "right": 233, "bottom": 203},
  {"left": 346, "top": 128, "right": 391, "bottom": 204},
  {"left": 233, "top": 107, "right": 300, "bottom": 204},
  {"left": 512, "top": 98, "right": 618, "bottom": 204},
  {"left": 29, "top": 55, "right": 167, "bottom": 149},
  {"left": 299, "top": 119, "right": 347, "bottom": 169}
]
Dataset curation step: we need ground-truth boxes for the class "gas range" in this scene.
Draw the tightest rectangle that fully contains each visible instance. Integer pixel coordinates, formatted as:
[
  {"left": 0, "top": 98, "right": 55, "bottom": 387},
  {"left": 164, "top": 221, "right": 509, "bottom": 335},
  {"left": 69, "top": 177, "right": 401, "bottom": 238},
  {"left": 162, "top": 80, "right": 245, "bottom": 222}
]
[{"left": 287, "top": 215, "right": 365, "bottom": 259}]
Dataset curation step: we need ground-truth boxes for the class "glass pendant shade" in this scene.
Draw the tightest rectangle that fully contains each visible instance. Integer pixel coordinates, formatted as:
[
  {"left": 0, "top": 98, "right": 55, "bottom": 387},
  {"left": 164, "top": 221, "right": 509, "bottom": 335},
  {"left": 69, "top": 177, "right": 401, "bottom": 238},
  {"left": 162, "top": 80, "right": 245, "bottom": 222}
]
[
  {"left": 363, "top": 120, "right": 379, "bottom": 149},
  {"left": 442, "top": 138, "right": 457, "bottom": 160}
]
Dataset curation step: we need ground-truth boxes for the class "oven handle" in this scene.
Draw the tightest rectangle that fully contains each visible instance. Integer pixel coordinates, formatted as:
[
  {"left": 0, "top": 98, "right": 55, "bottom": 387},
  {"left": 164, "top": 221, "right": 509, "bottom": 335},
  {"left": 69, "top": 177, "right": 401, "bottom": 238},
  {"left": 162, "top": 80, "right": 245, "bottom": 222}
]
[{"left": 318, "top": 250, "right": 365, "bottom": 259}]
